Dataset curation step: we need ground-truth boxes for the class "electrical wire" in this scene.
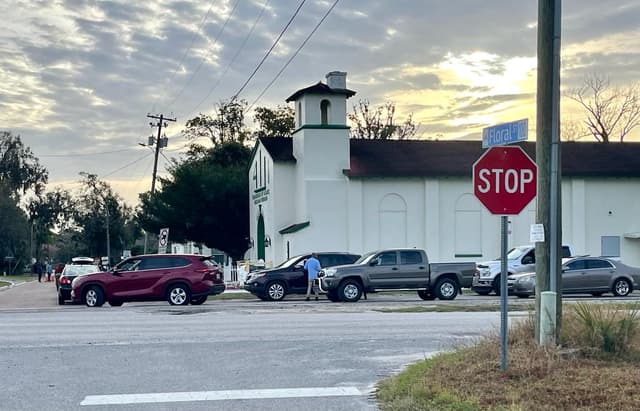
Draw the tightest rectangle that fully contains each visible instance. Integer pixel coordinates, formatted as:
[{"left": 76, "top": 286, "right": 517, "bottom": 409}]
[
  {"left": 246, "top": 0, "right": 340, "bottom": 113},
  {"left": 39, "top": 148, "right": 133, "bottom": 158},
  {"left": 182, "top": 0, "right": 272, "bottom": 119},
  {"left": 164, "top": 0, "right": 242, "bottom": 113},
  {"left": 231, "top": 0, "right": 307, "bottom": 100},
  {"left": 150, "top": 0, "right": 220, "bottom": 114},
  {"left": 100, "top": 152, "right": 153, "bottom": 179}
]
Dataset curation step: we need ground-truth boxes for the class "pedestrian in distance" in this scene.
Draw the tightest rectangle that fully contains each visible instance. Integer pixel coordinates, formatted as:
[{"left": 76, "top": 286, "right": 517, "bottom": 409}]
[
  {"left": 304, "top": 253, "right": 321, "bottom": 301},
  {"left": 34, "top": 261, "right": 43, "bottom": 283},
  {"left": 45, "top": 261, "right": 53, "bottom": 282}
]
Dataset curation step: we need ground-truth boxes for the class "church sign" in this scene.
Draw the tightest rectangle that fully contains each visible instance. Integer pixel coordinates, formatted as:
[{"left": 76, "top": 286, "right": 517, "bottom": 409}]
[{"left": 252, "top": 188, "right": 270, "bottom": 204}]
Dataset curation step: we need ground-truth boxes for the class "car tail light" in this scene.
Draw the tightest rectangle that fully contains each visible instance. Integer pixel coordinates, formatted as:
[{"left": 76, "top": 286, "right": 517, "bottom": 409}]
[
  {"left": 196, "top": 268, "right": 221, "bottom": 281},
  {"left": 60, "top": 277, "right": 71, "bottom": 285}
]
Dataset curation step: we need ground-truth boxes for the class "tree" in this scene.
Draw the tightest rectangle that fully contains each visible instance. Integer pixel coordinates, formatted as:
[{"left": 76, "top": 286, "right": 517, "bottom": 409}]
[
  {"left": 27, "top": 188, "right": 75, "bottom": 261},
  {"left": 183, "top": 99, "right": 250, "bottom": 146},
  {"left": 137, "top": 142, "right": 251, "bottom": 260},
  {"left": 348, "top": 99, "right": 418, "bottom": 140},
  {"left": 0, "top": 184, "right": 29, "bottom": 274},
  {"left": 74, "top": 173, "right": 139, "bottom": 264},
  {"left": 566, "top": 74, "right": 640, "bottom": 143},
  {"left": 0, "top": 131, "right": 48, "bottom": 197},
  {"left": 253, "top": 105, "right": 295, "bottom": 138},
  {"left": 0, "top": 131, "right": 48, "bottom": 270}
]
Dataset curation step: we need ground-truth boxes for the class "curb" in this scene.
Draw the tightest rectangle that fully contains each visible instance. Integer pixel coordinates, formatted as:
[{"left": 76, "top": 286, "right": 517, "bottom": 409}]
[{"left": 0, "top": 280, "right": 17, "bottom": 292}]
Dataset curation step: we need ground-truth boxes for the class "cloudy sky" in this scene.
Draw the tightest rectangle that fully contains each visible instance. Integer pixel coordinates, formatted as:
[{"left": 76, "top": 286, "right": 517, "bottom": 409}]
[{"left": 1, "top": 0, "right": 639, "bottom": 204}]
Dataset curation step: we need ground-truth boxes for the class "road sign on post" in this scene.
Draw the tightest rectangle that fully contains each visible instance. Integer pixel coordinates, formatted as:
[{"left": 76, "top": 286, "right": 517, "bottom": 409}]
[
  {"left": 158, "top": 228, "right": 169, "bottom": 254},
  {"left": 473, "top": 144, "right": 537, "bottom": 372},
  {"left": 473, "top": 146, "right": 537, "bottom": 215}
]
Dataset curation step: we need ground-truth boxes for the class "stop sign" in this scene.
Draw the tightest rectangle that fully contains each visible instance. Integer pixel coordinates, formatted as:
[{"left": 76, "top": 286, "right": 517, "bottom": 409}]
[{"left": 473, "top": 146, "right": 537, "bottom": 215}]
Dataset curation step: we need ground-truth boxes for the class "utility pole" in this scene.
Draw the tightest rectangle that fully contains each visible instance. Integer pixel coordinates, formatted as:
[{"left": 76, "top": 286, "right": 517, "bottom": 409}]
[
  {"left": 143, "top": 113, "right": 176, "bottom": 253},
  {"left": 535, "top": 0, "right": 562, "bottom": 345},
  {"left": 105, "top": 202, "right": 110, "bottom": 267}
]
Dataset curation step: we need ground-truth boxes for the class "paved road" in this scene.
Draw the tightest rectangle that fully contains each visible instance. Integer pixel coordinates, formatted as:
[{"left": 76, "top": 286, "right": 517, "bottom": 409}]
[{"left": 0, "top": 304, "right": 505, "bottom": 411}]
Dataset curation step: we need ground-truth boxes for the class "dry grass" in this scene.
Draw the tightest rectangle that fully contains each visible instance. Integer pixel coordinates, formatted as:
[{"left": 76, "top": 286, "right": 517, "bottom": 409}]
[{"left": 377, "top": 305, "right": 640, "bottom": 411}]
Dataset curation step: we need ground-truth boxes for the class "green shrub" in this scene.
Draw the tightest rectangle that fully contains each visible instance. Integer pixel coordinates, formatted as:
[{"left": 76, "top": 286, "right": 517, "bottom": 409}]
[{"left": 567, "top": 303, "right": 640, "bottom": 355}]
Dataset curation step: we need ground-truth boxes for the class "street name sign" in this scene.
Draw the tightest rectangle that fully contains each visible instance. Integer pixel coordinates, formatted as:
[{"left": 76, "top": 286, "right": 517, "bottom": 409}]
[{"left": 482, "top": 118, "right": 528, "bottom": 148}]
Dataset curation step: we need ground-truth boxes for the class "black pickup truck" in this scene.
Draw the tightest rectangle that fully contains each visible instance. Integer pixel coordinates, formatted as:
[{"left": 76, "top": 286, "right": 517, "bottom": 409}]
[{"left": 317, "top": 248, "right": 478, "bottom": 302}]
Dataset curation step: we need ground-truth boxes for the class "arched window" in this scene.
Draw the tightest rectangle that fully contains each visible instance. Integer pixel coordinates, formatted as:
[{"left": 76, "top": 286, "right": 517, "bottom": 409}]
[
  {"left": 454, "top": 194, "right": 482, "bottom": 257},
  {"left": 320, "top": 99, "right": 330, "bottom": 125},
  {"left": 379, "top": 194, "right": 407, "bottom": 248}
]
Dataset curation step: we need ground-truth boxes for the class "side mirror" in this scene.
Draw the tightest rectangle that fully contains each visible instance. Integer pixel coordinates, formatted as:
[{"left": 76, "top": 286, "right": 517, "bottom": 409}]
[
  {"left": 522, "top": 257, "right": 534, "bottom": 265},
  {"left": 294, "top": 263, "right": 304, "bottom": 270},
  {"left": 369, "top": 260, "right": 378, "bottom": 266}
]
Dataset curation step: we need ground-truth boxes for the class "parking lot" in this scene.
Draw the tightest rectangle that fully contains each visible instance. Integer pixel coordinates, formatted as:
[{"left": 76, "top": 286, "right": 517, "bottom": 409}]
[{"left": 3, "top": 278, "right": 639, "bottom": 313}]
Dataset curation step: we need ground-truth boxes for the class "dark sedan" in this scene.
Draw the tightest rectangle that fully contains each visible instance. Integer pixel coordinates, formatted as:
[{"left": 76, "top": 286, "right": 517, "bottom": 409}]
[
  {"left": 510, "top": 256, "right": 640, "bottom": 298},
  {"left": 57, "top": 263, "right": 101, "bottom": 304},
  {"left": 244, "top": 252, "right": 361, "bottom": 301}
]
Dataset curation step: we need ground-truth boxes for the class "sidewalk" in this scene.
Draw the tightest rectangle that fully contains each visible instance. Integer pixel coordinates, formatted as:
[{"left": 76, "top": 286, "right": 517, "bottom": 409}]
[{"left": 0, "top": 278, "right": 58, "bottom": 308}]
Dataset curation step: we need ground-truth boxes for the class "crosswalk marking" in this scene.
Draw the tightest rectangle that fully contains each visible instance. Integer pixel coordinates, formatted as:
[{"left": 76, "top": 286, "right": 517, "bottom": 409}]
[{"left": 81, "top": 387, "right": 364, "bottom": 406}]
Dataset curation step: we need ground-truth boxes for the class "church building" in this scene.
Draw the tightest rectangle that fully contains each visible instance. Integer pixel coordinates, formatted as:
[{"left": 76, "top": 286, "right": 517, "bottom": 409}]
[{"left": 247, "top": 71, "right": 640, "bottom": 267}]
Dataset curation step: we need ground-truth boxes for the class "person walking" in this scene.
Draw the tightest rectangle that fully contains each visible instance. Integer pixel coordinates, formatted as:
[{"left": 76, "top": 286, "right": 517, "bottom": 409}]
[
  {"left": 45, "top": 261, "right": 53, "bottom": 282},
  {"left": 34, "top": 261, "right": 43, "bottom": 283},
  {"left": 304, "top": 253, "right": 321, "bottom": 301}
]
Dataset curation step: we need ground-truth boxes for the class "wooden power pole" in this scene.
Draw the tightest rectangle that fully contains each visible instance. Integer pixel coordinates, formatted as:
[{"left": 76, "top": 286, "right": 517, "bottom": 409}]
[{"left": 535, "top": 0, "right": 563, "bottom": 344}]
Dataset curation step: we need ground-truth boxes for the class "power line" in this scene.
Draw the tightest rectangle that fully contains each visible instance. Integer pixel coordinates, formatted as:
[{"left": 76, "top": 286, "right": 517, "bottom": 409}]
[
  {"left": 150, "top": 0, "right": 220, "bottom": 113},
  {"left": 231, "top": 0, "right": 307, "bottom": 100},
  {"left": 39, "top": 148, "right": 133, "bottom": 158},
  {"left": 164, "top": 0, "right": 242, "bottom": 113},
  {"left": 100, "top": 152, "right": 154, "bottom": 179},
  {"left": 246, "top": 0, "right": 340, "bottom": 113},
  {"left": 183, "top": 0, "right": 272, "bottom": 118}
]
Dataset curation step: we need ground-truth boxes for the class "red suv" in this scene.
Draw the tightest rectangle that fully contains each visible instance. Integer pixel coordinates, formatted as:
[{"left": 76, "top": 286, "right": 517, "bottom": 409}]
[{"left": 71, "top": 254, "right": 225, "bottom": 307}]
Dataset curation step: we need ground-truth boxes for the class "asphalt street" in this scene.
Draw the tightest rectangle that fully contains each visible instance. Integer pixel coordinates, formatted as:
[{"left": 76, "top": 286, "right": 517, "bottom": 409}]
[{"left": 1, "top": 281, "right": 638, "bottom": 411}]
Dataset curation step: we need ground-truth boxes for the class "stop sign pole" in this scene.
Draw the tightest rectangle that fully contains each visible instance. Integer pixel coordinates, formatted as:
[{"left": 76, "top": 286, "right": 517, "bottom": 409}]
[{"left": 473, "top": 145, "right": 537, "bottom": 371}]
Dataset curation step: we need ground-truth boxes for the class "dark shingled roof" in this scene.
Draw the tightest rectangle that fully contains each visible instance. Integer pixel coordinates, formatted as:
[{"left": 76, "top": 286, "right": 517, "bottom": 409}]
[
  {"left": 259, "top": 137, "right": 640, "bottom": 178},
  {"left": 258, "top": 137, "right": 295, "bottom": 162},
  {"left": 285, "top": 82, "right": 356, "bottom": 102}
]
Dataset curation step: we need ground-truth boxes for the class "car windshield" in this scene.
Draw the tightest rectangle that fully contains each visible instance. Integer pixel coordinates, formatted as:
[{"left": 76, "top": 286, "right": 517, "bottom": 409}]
[
  {"left": 62, "top": 265, "right": 100, "bottom": 276},
  {"left": 495, "top": 246, "right": 531, "bottom": 261},
  {"left": 275, "top": 255, "right": 305, "bottom": 268},
  {"left": 354, "top": 251, "right": 377, "bottom": 265}
]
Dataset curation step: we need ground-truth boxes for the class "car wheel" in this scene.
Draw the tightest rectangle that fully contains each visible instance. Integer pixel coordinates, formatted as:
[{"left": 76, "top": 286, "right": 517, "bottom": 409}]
[
  {"left": 190, "top": 296, "right": 208, "bottom": 305},
  {"left": 475, "top": 290, "right": 491, "bottom": 296},
  {"left": 591, "top": 292, "right": 604, "bottom": 297},
  {"left": 108, "top": 300, "right": 123, "bottom": 307},
  {"left": 339, "top": 280, "right": 362, "bottom": 302},
  {"left": 167, "top": 284, "right": 191, "bottom": 305},
  {"left": 265, "top": 281, "right": 286, "bottom": 301},
  {"left": 326, "top": 290, "right": 341, "bottom": 302},
  {"left": 417, "top": 290, "right": 436, "bottom": 300},
  {"left": 84, "top": 286, "right": 105, "bottom": 307},
  {"left": 435, "top": 278, "right": 458, "bottom": 300},
  {"left": 612, "top": 278, "right": 632, "bottom": 297},
  {"left": 57, "top": 293, "right": 65, "bottom": 305}
]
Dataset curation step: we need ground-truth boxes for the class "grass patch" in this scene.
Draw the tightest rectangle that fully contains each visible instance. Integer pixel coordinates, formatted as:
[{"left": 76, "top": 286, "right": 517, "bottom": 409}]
[
  {"left": 374, "top": 304, "right": 534, "bottom": 313},
  {"left": 0, "top": 281, "right": 11, "bottom": 288},
  {"left": 377, "top": 304, "right": 640, "bottom": 411},
  {"left": 209, "top": 292, "right": 258, "bottom": 300},
  {"left": 0, "top": 275, "right": 36, "bottom": 283}
]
